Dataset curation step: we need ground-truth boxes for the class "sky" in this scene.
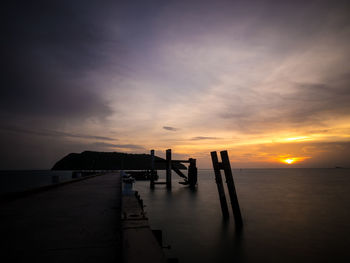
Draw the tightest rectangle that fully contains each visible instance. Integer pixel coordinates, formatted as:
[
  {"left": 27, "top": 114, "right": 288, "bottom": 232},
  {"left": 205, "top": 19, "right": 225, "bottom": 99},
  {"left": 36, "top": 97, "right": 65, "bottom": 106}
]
[{"left": 1, "top": 0, "right": 350, "bottom": 169}]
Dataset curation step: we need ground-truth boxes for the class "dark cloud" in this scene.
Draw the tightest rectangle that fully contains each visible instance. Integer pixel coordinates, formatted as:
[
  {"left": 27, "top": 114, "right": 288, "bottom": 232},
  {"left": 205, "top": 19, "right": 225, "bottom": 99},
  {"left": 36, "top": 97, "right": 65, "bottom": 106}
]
[
  {"left": 0, "top": 125, "right": 116, "bottom": 141},
  {"left": 191, "top": 136, "right": 221, "bottom": 140},
  {"left": 0, "top": 64, "right": 112, "bottom": 120},
  {"left": 163, "top": 126, "right": 179, "bottom": 131},
  {"left": 90, "top": 142, "right": 144, "bottom": 150},
  {"left": 1, "top": 0, "right": 125, "bottom": 121}
]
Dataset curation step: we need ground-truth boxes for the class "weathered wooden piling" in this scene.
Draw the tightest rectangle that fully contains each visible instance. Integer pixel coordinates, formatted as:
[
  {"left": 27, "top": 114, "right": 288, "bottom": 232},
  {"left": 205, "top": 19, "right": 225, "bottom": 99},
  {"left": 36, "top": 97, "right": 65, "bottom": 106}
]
[
  {"left": 211, "top": 151, "right": 230, "bottom": 219},
  {"left": 150, "top": 149, "right": 197, "bottom": 190},
  {"left": 166, "top": 149, "right": 172, "bottom": 189},
  {"left": 188, "top": 158, "right": 198, "bottom": 188},
  {"left": 220, "top": 150, "right": 243, "bottom": 228},
  {"left": 150, "top": 149, "right": 155, "bottom": 189}
]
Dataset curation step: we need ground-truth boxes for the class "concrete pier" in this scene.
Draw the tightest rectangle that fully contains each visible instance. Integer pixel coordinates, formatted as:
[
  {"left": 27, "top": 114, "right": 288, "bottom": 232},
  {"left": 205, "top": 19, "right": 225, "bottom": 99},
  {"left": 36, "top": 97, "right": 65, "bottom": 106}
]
[
  {"left": 122, "top": 192, "right": 167, "bottom": 263},
  {"left": 0, "top": 173, "right": 121, "bottom": 262}
]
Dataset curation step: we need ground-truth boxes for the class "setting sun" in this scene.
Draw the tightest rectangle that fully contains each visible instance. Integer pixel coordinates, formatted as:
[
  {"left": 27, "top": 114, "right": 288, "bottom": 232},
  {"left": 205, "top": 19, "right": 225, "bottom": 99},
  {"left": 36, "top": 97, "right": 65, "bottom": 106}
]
[
  {"left": 278, "top": 156, "right": 311, "bottom": 165},
  {"left": 284, "top": 158, "right": 295, "bottom": 164}
]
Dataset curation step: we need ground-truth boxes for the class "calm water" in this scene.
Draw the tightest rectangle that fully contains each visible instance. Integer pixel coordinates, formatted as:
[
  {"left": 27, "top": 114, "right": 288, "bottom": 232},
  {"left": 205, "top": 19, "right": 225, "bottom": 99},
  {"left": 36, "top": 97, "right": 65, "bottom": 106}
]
[
  {"left": 134, "top": 169, "right": 350, "bottom": 263},
  {"left": 0, "top": 170, "right": 73, "bottom": 194}
]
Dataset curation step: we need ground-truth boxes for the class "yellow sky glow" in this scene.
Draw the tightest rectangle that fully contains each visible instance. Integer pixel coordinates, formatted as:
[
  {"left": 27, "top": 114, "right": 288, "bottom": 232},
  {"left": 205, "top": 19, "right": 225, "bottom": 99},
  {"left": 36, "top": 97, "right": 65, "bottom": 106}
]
[
  {"left": 106, "top": 121, "right": 350, "bottom": 168},
  {"left": 284, "top": 158, "right": 294, "bottom": 164}
]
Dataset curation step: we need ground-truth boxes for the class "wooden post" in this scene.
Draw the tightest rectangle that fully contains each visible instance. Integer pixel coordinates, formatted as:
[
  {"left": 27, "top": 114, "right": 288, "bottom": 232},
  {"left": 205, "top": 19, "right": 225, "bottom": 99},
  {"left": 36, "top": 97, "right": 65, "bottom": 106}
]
[
  {"left": 188, "top": 158, "right": 197, "bottom": 188},
  {"left": 211, "top": 151, "right": 229, "bottom": 219},
  {"left": 150, "top": 149, "right": 155, "bottom": 189},
  {"left": 220, "top": 151, "right": 243, "bottom": 228},
  {"left": 166, "top": 149, "right": 172, "bottom": 189}
]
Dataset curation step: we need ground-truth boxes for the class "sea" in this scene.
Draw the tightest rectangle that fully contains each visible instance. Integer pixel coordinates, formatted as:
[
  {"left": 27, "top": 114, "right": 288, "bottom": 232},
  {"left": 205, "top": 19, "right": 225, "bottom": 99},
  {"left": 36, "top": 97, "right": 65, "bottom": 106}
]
[
  {"left": 0, "top": 170, "right": 74, "bottom": 194},
  {"left": 1, "top": 168, "right": 350, "bottom": 263},
  {"left": 133, "top": 168, "right": 350, "bottom": 263}
]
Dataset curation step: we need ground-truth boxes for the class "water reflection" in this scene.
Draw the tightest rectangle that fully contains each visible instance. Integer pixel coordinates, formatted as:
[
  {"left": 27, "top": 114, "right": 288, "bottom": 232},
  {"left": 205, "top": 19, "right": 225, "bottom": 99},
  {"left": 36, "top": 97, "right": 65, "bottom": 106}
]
[{"left": 134, "top": 169, "right": 350, "bottom": 263}]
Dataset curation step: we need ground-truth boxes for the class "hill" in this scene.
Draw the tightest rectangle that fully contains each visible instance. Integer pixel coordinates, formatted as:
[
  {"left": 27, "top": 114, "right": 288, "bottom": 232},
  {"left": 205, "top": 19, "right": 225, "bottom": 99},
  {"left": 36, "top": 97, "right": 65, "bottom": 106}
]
[{"left": 52, "top": 151, "right": 186, "bottom": 170}]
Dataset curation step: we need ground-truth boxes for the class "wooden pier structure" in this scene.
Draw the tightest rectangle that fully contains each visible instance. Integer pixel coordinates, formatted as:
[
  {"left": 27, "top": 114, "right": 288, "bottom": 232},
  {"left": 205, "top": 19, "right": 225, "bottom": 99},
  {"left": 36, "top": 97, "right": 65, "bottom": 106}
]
[
  {"left": 211, "top": 150, "right": 243, "bottom": 228},
  {"left": 150, "top": 149, "right": 197, "bottom": 190}
]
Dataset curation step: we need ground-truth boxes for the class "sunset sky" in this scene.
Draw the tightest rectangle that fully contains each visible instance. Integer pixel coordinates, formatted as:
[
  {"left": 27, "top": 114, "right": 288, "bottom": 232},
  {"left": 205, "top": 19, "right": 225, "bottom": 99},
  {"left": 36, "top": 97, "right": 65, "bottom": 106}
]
[{"left": 2, "top": 0, "right": 350, "bottom": 169}]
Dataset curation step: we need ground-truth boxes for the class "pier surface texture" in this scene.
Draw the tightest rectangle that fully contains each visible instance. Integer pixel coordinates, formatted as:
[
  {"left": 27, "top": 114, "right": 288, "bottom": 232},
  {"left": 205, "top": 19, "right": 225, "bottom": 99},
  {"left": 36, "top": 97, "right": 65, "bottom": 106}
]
[
  {"left": 0, "top": 173, "right": 121, "bottom": 263},
  {"left": 122, "top": 192, "right": 167, "bottom": 263}
]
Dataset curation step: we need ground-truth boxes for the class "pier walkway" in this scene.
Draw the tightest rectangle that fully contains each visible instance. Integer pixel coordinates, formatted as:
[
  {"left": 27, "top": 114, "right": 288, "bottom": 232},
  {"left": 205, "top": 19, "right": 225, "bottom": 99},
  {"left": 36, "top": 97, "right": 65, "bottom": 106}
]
[{"left": 1, "top": 173, "right": 121, "bottom": 263}]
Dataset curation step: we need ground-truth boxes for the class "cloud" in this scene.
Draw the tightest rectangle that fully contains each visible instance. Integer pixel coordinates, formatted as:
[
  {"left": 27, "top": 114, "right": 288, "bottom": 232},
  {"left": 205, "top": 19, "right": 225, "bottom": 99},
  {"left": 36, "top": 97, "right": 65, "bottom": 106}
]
[
  {"left": 190, "top": 136, "right": 221, "bottom": 140},
  {"left": 1, "top": 0, "right": 350, "bottom": 168},
  {"left": 90, "top": 142, "right": 144, "bottom": 150},
  {"left": 214, "top": 74, "right": 350, "bottom": 134},
  {"left": 0, "top": 126, "right": 116, "bottom": 141},
  {"left": 163, "top": 126, "right": 179, "bottom": 131},
  {"left": 1, "top": 0, "right": 126, "bottom": 122}
]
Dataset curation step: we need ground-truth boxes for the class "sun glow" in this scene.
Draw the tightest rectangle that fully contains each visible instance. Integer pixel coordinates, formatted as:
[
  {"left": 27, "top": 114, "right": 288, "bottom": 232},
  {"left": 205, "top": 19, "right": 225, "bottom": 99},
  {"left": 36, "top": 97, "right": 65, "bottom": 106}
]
[
  {"left": 285, "top": 136, "right": 310, "bottom": 142},
  {"left": 283, "top": 158, "right": 295, "bottom": 164},
  {"left": 279, "top": 156, "right": 311, "bottom": 165}
]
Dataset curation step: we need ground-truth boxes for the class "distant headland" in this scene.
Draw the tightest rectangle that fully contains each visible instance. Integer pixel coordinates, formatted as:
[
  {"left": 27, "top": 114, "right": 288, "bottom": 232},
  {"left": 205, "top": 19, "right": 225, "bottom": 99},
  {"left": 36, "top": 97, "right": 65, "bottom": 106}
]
[{"left": 52, "top": 151, "right": 186, "bottom": 170}]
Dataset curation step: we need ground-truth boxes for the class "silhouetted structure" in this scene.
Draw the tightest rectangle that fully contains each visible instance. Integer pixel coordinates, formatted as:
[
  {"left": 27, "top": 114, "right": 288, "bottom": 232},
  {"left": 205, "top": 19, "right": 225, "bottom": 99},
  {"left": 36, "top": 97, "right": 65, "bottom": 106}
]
[
  {"left": 211, "top": 151, "right": 230, "bottom": 219},
  {"left": 166, "top": 149, "right": 172, "bottom": 189},
  {"left": 187, "top": 158, "right": 198, "bottom": 189},
  {"left": 150, "top": 150, "right": 156, "bottom": 188},
  {"left": 125, "top": 170, "right": 158, "bottom": 181},
  {"left": 152, "top": 149, "right": 198, "bottom": 189},
  {"left": 211, "top": 150, "right": 243, "bottom": 228},
  {"left": 52, "top": 151, "right": 186, "bottom": 170}
]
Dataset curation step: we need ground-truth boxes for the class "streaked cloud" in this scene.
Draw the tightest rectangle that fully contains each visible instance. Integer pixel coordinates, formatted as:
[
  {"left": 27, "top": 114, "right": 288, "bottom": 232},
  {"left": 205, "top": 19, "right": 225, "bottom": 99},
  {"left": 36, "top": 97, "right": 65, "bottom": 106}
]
[
  {"left": 190, "top": 136, "right": 221, "bottom": 141},
  {"left": 90, "top": 142, "right": 144, "bottom": 150},
  {"left": 163, "top": 126, "right": 179, "bottom": 132},
  {"left": 0, "top": 126, "right": 115, "bottom": 141}
]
